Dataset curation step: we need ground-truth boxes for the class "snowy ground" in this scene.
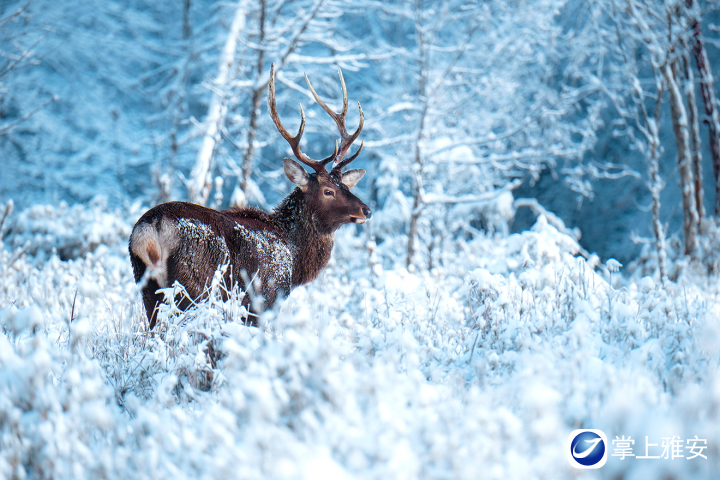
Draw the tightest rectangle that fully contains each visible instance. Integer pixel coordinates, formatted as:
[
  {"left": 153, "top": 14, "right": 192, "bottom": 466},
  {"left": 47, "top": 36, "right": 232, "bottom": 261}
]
[{"left": 1, "top": 198, "right": 719, "bottom": 479}]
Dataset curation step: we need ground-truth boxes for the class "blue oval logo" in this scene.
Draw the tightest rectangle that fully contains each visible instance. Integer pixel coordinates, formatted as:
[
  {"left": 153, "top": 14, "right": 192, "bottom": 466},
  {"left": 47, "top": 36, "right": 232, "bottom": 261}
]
[{"left": 570, "top": 431, "right": 606, "bottom": 466}]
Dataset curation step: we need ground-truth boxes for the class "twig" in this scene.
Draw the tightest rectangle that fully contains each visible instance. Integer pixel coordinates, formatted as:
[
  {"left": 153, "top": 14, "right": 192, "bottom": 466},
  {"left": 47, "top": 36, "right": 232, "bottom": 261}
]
[
  {"left": 0, "top": 199, "right": 13, "bottom": 240},
  {"left": 70, "top": 290, "right": 78, "bottom": 323},
  {"left": 0, "top": 95, "right": 58, "bottom": 136}
]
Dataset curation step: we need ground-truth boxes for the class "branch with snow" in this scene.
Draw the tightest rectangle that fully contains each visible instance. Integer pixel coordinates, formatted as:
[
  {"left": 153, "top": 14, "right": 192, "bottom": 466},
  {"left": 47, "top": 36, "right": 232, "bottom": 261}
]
[{"left": 422, "top": 179, "right": 522, "bottom": 205}]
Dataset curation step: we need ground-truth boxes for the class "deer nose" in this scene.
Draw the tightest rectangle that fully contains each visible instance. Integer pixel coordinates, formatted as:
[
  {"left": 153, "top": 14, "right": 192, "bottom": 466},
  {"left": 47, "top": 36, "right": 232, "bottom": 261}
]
[{"left": 362, "top": 206, "right": 372, "bottom": 219}]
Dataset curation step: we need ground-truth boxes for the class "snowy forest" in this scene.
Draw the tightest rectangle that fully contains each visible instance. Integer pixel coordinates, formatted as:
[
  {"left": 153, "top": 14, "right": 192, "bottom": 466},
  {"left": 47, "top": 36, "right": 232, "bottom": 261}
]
[{"left": 2, "top": 0, "right": 720, "bottom": 478}]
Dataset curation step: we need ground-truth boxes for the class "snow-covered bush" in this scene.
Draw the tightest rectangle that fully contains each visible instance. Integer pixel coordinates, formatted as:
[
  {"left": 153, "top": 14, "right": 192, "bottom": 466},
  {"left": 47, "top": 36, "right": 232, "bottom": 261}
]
[
  {"left": 1, "top": 201, "right": 719, "bottom": 478},
  {"left": 3, "top": 196, "right": 130, "bottom": 261}
]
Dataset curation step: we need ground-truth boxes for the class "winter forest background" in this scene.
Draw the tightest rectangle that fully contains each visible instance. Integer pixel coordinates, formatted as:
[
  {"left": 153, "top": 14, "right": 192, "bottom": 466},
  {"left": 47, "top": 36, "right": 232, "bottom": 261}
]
[{"left": 2, "top": 0, "right": 720, "bottom": 478}]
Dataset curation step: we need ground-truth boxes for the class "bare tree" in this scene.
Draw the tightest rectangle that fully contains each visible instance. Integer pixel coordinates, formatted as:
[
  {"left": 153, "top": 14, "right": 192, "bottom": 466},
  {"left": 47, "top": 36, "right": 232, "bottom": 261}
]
[
  {"left": 577, "top": 0, "right": 672, "bottom": 277},
  {"left": 576, "top": 0, "right": 720, "bottom": 271},
  {"left": 237, "top": 0, "right": 268, "bottom": 206},
  {"left": 381, "top": 0, "right": 604, "bottom": 267},
  {"left": 135, "top": 0, "right": 213, "bottom": 204},
  {"left": 187, "top": 0, "right": 247, "bottom": 205},
  {"left": 229, "top": 0, "right": 330, "bottom": 207},
  {"left": 405, "top": 0, "right": 431, "bottom": 268},
  {"left": 223, "top": 0, "right": 379, "bottom": 209}
]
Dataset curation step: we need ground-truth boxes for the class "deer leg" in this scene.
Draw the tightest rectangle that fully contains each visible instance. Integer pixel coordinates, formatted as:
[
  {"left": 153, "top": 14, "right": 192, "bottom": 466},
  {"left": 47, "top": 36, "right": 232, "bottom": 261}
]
[
  {"left": 130, "top": 252, "right": 163, "bottom": 330},
  {"left": 141, "top": 279, "right": 164, "bottom": 329}
]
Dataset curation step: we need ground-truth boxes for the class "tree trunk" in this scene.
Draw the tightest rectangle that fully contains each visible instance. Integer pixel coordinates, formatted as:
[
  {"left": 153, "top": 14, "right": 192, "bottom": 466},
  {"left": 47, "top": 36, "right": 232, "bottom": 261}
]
[
  {"left": 687, "top": 1, "right": 720, "bottom": 215},
  {"left": 406, "top": 3, "right": 428, "bottom": 268},
  {"left": 182, "top": 0, "right": 192, "bottom": 40},
  {"left": 649, "top": 147, "right": 667, "bottom": 281},
  {"left": 236, "top": 0, "right": 266, "bottom": 205},
  {"left": 230, "top": 0, "right": 323, "bottom": 207},
  {"left": 162, "top": 0, "right": 193, "bottom": 203},
  {"left": 682, "top": 49, "right": 705, "bottom": 223},
  {"left": 406, "top": 146, "right": 423, "bottom": 268},
  {"left": 665, "top": 61, "right": 698, "bottom": 255},
  {"left": 188, "top": 0, "right": 246, "bottom": 205},
  {"left": 640, "top": 73, "right": 668, "bottom": 281}
]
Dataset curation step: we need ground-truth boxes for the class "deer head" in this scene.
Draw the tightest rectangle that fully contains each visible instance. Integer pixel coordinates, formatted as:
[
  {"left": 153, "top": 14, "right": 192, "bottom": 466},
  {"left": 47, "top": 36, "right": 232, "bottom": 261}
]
[{"left": 268, "top": 64, "right": 372, "bottom": 234}]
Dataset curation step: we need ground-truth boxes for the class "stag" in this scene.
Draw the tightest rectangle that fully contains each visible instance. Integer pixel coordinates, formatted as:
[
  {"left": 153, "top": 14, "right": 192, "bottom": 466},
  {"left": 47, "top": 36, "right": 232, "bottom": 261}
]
[{"left": 129, "top": 64, "right": 371, "bottom": 328}]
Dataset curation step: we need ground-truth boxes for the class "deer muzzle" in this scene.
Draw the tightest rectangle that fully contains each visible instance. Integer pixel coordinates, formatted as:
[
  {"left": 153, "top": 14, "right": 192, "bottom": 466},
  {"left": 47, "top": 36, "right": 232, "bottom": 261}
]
[{"left": 351, "top": 206, "right": 372, "bottom": 224}]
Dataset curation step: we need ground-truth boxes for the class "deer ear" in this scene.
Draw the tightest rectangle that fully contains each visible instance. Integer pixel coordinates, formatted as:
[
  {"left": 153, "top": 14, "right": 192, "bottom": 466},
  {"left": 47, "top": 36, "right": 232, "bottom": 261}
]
[
  {"left": 341, "top": 169, "right": 365, "bottom": 188},
  {"left": 284, "top": 158, "right": 309, "bottom": 191}
]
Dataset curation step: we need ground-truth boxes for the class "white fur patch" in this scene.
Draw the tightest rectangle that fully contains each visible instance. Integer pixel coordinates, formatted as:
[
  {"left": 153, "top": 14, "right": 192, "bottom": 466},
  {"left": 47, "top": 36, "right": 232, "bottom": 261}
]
[{"left": 130, "top": 218, "right": 180, "bottom": 287}]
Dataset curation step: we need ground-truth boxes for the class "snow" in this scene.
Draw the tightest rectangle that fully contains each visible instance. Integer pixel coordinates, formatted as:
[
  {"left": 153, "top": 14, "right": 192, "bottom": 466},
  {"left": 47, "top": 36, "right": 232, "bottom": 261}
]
[
  {"left": 2, "top": 0, "right": 720, "bottom": 477},
  {"left": 0, "top": 199, "right": 718, "bottom": 479}
]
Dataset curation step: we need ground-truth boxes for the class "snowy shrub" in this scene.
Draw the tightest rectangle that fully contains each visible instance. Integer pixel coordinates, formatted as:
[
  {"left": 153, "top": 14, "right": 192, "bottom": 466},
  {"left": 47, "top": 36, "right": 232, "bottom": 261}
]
[
  {"left": 1, "top": 201, "right": 719, "bottom": 479},
  {"left": 0, "top": 308, "right": 117, "bottom": 479},
  {"left": 3, "top": 196, "right": 130, "bottom": 261}
]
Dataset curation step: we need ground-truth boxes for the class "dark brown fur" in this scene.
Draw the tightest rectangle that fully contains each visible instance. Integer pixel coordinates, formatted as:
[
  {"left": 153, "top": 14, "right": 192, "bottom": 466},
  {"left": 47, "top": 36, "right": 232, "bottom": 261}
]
[
  {"left": 130, "top": 64, "right": 371, "bottom": 329},
  {"left": 129, "top": 174, "right": 370, "bottom": 328}
]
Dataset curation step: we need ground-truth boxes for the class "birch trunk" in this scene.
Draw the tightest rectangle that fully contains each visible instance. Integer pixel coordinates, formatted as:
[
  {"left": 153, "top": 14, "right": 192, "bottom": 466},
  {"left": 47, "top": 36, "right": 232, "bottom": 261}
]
[
  {"left": 682, "top": 49, "right": 706, "bottom": 222},
  {"left": 665, "top": 61, "right": 698, "bottom": 255},
  {"left": 188, "top": 0, "right": 246, "bottom": 205},
  {"left": 639, "top": 74, "right": 668, "bottom": 281},
  {"left": 649, "top": 132, "right": 668, "bottom": 281}
]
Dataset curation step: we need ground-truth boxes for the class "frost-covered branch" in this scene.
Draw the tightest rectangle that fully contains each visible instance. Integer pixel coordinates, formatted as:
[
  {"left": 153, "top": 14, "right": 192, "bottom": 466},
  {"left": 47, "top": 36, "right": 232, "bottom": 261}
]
[
  {"left": 0, "top": 95, "right": 57, "bottom": 136},
  {"left": 0, "top": 1, "right": 31, "bottom": 29},
  {"left": 423, "top": 179, "right": 522, "bottom": 205},
  {"left": 285, "top": 51, "right": 394, "bottom": 66}
]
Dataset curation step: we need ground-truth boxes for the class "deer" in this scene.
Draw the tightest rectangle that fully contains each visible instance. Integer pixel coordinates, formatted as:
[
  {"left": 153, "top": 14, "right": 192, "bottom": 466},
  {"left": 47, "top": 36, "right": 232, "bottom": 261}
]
[{"left": 129, "top": 64, "right": 371, "bottom": 329}]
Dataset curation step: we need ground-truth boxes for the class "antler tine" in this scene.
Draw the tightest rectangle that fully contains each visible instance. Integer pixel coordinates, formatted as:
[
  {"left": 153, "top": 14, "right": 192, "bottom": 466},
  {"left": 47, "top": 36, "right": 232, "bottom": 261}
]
[
  {"left": 319, "top": 140, "right": 338, "bottom": 166},
  {"left": 305, "top": 72, "right": 339, "bottom": 126},
  {"left": 305, "top": 69, "right": 364, "bottom": 169},
  {"left": 338, "top": 69, "right": 348, "bottom": 117},
  {"left": 331, "top": 101, "right": 364, "bottom": 172},
  {"left": 334, "top": 141, "right": 364, "bottom": 171},
  {"left": 339, "top": 101, "right": 364, "bottom": 160},
  {"left": 267, "top": 63, "right": 323, "bottom": 172}
]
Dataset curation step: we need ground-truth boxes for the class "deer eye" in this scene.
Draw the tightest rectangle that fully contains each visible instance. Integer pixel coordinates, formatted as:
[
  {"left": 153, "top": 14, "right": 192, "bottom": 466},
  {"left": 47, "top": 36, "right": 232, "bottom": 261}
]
[{"left": 324, "top": 189, "right": 335, "bottom": 197}]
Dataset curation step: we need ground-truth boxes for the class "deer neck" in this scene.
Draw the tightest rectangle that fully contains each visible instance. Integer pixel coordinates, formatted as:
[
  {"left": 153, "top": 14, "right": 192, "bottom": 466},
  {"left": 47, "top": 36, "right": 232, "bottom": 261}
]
[{"left": 272, "top": 189, "right": 335, "bottom": 286}]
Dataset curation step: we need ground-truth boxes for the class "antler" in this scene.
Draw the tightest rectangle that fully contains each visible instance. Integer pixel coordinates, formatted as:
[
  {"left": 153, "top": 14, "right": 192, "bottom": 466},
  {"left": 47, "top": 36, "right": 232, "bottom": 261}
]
[
  {"left": 305, "top": 68, "right": 364, "bottom": 172},
  {"left": 267, "top": 64, "right": 334, "bottom": 173}
]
